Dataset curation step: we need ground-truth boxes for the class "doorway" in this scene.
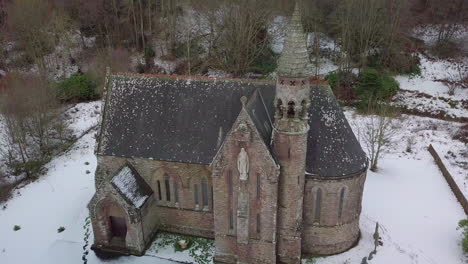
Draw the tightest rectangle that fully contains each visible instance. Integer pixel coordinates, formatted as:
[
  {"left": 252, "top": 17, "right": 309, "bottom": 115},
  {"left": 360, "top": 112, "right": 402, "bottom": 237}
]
[{"left": 109, "top": 216, "right": 127, "bottom": 239}]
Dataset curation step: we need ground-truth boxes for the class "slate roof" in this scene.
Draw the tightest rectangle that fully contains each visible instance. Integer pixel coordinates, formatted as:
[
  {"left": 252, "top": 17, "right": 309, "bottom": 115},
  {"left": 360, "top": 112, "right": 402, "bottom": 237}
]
[
  {"left": 97, "top": 75, "right": 274, "bottom": 164},
  {"left": 111, "top": 165, "right": 152, "bottom": 208},
  {"left": 305, "top": 84, "right": 368, "bottom": 177},
  {"left": 245, "top": 88, "right": 275, "bottom": 148},
  {"left": 97, "top": 74, "right": 366, "bottom": 178}
]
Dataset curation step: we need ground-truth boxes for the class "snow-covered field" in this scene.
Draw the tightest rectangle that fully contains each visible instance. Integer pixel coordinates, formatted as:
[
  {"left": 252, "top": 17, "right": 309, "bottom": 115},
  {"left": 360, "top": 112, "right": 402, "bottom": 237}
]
[
  {"left": 393, "top": 55, "right": 468, "bottom": 120},
  {"left": 0, "top": 100, "right": 465, "bottom": 264}
]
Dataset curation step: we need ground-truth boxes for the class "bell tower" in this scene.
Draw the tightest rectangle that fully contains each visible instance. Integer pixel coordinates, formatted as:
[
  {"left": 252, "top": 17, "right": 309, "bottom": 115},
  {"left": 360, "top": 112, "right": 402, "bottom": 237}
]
[{"left": 273, "top": 2, "right": 311, "bottom": 263}]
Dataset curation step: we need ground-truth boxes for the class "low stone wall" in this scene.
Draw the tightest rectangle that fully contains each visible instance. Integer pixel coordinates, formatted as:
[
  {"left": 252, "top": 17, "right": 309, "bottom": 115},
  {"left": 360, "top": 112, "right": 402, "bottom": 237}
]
[{"left": 428, "top": 144, "right": 468, "bottom": 215}]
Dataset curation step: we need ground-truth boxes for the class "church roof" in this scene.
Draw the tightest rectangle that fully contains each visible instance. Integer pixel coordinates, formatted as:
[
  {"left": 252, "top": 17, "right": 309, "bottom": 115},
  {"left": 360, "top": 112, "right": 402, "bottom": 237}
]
[
  {"left": 96, "top": 74, "right": 274, "bottom": 165},
  {"left": 305, "top": 84, "right": 368, "bottom": 177},
  {"left": 276, "top": 3, "right": 313, "bottom": 78},
  {"left": 97, "top": 74, "right": 367, "bottom": 178},
  {"left": 111, "top": 165, "right": 152, "bottom": 208}
]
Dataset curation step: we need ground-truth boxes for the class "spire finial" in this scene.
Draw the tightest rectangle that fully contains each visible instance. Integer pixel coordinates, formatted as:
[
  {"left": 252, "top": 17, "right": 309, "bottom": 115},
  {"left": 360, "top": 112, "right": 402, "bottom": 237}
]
[
  {"left": 240, "top": 96, "right": 248, "bottom": 107},
  {"left": 276, "top": 0, "right": 312, "bottom": 78}
]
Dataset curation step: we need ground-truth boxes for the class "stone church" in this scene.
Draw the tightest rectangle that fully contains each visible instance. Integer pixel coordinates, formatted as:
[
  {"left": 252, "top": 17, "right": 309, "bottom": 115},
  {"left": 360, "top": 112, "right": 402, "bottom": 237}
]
[{"left": 88, "top": 4, "right": 368, "bottom": 264}]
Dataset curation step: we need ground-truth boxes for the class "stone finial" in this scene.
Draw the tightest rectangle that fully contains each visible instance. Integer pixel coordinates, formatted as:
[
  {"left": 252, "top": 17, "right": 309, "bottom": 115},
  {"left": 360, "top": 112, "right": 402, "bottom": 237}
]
[
  {"left": 240, "top": 96, "right": 248, "bottom": 107},
  {"left": 276, "top": 1, "right": 312, "bottom": 78}
]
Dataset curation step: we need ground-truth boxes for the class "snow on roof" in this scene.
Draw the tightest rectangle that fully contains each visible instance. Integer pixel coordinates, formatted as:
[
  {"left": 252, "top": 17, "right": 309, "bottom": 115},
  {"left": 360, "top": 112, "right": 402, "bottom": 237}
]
[{"left": 111, "top": 166, "right": 152, "bottom": 208}]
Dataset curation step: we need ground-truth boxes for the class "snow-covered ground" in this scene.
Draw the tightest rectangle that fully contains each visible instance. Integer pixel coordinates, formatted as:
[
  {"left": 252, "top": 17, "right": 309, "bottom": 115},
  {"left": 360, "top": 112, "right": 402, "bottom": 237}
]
[
  {"left": 395, "top": 55, "right": 468, "bottom": 100},
  {"left": 347, "top": 111, "right": 468, "bottom": 201},
  {"left": 65, "top": 101, "right": 102, "bottom": 137},
  {"left": 314, "top": 157, "right": 465, "bottom": 264},
  {"left": 0, "top": 100, "right": 465, "bottom": 264}
]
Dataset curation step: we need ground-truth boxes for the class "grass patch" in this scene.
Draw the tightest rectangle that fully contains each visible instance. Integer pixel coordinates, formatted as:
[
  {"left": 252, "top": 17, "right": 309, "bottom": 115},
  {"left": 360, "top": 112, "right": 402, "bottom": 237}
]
[{"left": 151, "top": 232, "right": 214, "bottom": 264}]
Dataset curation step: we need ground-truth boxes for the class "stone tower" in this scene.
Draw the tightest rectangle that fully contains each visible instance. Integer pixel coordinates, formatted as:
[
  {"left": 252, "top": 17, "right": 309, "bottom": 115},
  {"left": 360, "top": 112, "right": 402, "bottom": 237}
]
[{"left": 273, "top": 3, "right": 311, "bottom": 264}]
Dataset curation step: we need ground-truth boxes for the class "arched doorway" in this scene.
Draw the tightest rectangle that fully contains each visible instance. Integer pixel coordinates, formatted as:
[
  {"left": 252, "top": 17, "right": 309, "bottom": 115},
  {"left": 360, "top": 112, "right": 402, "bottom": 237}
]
[{"left": 95, "top": 199, "right": 129, "bottom": 247}]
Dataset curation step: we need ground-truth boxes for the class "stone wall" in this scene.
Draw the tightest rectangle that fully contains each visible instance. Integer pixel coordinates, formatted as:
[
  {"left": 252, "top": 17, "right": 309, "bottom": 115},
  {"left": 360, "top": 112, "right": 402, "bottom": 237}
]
[
  {"left": 92, "top": 155, "right": 215, "bottom": 252},
  {"left": 428, "top": 145, "right": 468, "bottom": 215},
  {"left": 273, "top": 131, "right": 308, "bottom": 264},
  {"left": 302, "top": 170, "right": 367, "bottom": 256},
  {"left": 211, "top": 108, "right": 280, "bottom": 264}
]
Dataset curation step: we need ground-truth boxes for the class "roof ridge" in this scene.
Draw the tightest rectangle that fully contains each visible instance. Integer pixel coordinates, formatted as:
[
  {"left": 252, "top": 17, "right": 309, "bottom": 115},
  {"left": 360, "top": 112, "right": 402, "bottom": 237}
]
[{"left": 112, "top": 72, "right": 275, "bottom": 85}]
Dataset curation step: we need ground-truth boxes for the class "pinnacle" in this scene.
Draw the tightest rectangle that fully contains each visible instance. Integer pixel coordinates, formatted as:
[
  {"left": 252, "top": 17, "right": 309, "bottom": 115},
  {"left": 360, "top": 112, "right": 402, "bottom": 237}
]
[{"left": 277, "top": 2, "right": 312, "bottom": 78}]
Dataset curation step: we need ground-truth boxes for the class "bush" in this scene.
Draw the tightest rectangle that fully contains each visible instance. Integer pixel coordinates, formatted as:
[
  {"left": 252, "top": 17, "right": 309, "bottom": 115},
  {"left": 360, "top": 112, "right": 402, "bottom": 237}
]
[
  {"left": 57, "top": 226, "right": 65, "bottom": 233},
  {"left": 356, "top": 68, "right": 399, "bottom": 105},
  {"left": 454, "top": 124, "right": 468, "bottom": 144},
  {"left": 431, "top": 40, "right": 461, "bottom": 59},
  {"left": 368, "top": 52, "right": 421, "bottom": 76},
  {"left": 458, "top": 219, "right": 468, "bottom": 253},
  {"left": 56, "top": 73, "right": 98, "bottom": 102},
  {"left": 144, "top": 46, "right": 155, "bottom": 60},
  {"left": 325, "top": 71, "right": 358, "bottom": 101},
  {"left": 174, "top": 39, "right": 205, "bottom": 59},
  {"left": 252, "top": 48, "right": 277, "bottom": 75},
  {"left": 13, "top": 225, "right": 21, "bottom": 231}
]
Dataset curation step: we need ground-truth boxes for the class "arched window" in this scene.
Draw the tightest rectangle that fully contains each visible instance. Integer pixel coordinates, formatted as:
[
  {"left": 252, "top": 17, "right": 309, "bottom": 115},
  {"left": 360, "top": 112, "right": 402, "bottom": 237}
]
[
  {"left": 301, "top": 100, "right": 308, "bottom": 118},
  {"left": 202, "top": 178, "right": 209, "bottom": 208},
  {"left": 174, "top": 182, "right": 179, "bottom": 204},
  {"left": 227, "top": 170, "right": 233, "bottom": 230},
  {"left": 227, "top": 170, "right": 233, "bottom": 195},
  {"left": 229, "top": 208, "right": 234, "bottom": 230},
  {"left": 339, "top": 187, "right": 345, "bottom": 219},
  {"left": 314, "top": 188, "right": 322, "bottom": 223},
  {"left": 157, "top": 180, "right": 162, "bottom": 201},
  {"left": 256, "top": 213, "right": 261, "bottom": 234},
  {"left": 287, "top": 101, "right": 296, "bottom": 118},
  {"left": 164, "top": 175, "right": 171, "bottom": 201},
  {"left": 194, "top": 184, "right": 199, "bottom": 208},
  {"left": 276, "top": 99, "right": 283, "bottom": 118},
  {"left": 256, "top": 173, "right": 261, "bottom": 200}
]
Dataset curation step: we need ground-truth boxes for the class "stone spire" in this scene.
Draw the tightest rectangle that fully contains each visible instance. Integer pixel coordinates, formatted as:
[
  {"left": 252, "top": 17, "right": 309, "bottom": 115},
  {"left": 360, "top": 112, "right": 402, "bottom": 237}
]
[{"left": 276, "top": 2, "right": 312, "bottom": 78}]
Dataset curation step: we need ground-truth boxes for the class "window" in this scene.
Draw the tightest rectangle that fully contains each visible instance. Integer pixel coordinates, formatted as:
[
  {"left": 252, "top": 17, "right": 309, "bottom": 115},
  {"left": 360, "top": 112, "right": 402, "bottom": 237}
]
[
  {"left": 229, "top": 208, "right": 234, "bottom": 230},
  {"left": 165, "top": 178, "right": 171, "bottom": 201},
  {"left": 256, "top": 173, "right": 261, "bottom": 200},
  {"left": 194, "top": 184, "right": 199, "bottom": 206},
  {"left": 287, "top": 101, "right": 295, "bottom": 118},
  {"left": 202, "top": 178, "right": 209, "bottom": 207},
  {"left": 256, "top": 214, "right": 260, "bottom": 233},
  {"left": 227, "top": 170, "right": 233, "bottom": 195},
  {"left": 314, "top": 188, "right": 322, "bottom": 223},
  {"left": 339, "top": 187, "right": 345, "bottom": 219},
  {"left": 174, "top": 182, "right": 179, "bottom": 204},
  {"left": 157, "top": 180, "right": 162, "bottom": 201},
  {"left": 276, "top": 99, "right": 283, "bottom": 117}
]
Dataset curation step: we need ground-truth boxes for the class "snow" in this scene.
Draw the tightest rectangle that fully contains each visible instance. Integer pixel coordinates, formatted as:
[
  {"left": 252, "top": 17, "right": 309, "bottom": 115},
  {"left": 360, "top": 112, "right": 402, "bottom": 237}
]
[
  {"left": 111, "top": 166, "right": 150, "bottom": 208},
  {"left": 313, "top": 157, "right": 465, "bottom": 264},
  {"left": 65, "top": 101, "right": 102, "bottom": 137},
  {"left": 395, "top": 54, "right": 468, "bottom": 100},
  {"left": 0, "top": 132, "right": 97, "bottom": 264}
]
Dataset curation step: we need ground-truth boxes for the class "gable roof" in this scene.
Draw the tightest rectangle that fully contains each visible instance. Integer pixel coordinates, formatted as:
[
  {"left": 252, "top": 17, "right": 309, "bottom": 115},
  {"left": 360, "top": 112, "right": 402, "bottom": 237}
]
[
  {"left": 306, "top": 84, "right": 368, "bottom": 177},
  {"left": 111, "top": 165, "right": 152, "bottom": 208},
  {"left": 97, "top": 74, "right": 367, "bottom": 178},
  {"left": 245, "top": 88, "right": 275, "bottom": 149},
  {"left": 97, "top": 74, "right": 275, "bottom": 165}
]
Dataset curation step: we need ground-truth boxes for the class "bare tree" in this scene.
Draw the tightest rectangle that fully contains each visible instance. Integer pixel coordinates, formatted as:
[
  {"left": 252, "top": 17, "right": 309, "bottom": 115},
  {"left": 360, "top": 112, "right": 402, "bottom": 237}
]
[
  {"left": 209, "top": 0, "right": 273, "bottom": 76},
  {"left": 446, "top": 60, "right": 468, "bottom": 95},
  {"left": 0, "top": 73, "right": 70, "bottom": 178},
  {"left": 357, "top": 105, "right": 396, "bottom": 172}
]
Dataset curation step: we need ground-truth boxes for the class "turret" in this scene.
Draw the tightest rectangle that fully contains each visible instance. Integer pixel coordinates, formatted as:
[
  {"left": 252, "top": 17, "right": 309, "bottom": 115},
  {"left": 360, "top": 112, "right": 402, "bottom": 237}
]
[
  {"left": 273, "top": 2, "right": 312, "bottom": 264},
  {"left": 274, "top": 2, "right": 312, "bottom": 134}
]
